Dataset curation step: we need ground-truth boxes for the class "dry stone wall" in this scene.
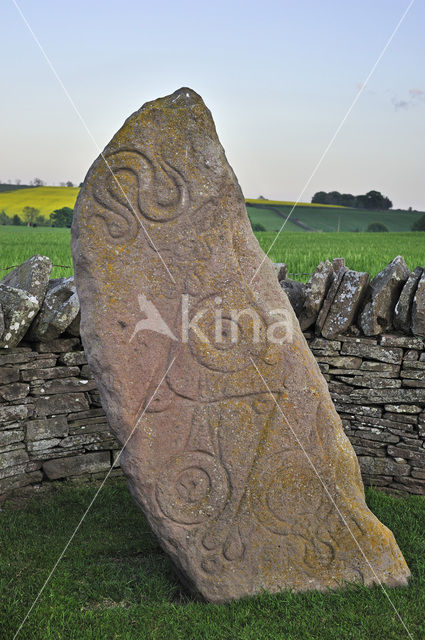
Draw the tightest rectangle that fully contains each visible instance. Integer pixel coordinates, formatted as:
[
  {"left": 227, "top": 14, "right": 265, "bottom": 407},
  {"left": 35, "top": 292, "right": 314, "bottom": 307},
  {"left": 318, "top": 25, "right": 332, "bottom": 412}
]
[{"left": 0, "top": 254, "right": 424, "bottom": 498}]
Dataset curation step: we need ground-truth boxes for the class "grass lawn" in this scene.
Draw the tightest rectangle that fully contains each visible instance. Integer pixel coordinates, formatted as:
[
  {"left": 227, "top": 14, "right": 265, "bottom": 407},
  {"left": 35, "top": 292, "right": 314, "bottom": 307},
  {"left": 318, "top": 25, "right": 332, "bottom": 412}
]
[
  {"left": 2, "top": 226, "right": 423, "bottom": 282},
  {"left": 1, "top": 480, "right": 424, "bottom": 640}
]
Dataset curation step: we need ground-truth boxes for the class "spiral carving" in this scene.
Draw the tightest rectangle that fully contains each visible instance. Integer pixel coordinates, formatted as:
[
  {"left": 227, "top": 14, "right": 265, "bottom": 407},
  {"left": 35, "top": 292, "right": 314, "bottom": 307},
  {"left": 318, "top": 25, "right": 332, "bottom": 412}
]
[{"left": 90, "top": 150, "right": 190, "bottom": 243}]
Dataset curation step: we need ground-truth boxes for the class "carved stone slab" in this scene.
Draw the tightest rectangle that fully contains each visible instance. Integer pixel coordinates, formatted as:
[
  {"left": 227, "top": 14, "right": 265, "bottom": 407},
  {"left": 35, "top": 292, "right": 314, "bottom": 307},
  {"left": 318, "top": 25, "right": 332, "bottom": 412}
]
[{"left": 72, "top": 88, "right": 410, "bottom": 602}]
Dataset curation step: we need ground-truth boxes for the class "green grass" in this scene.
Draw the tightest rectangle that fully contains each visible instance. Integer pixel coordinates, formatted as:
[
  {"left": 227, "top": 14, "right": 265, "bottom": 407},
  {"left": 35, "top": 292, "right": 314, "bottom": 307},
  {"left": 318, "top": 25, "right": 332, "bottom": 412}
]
[
  {"left": 1, "top": 479, "right": 424, "bottom": 640},
  {"left": 1, "top": 227, "right": 423, "bottom": 282},
  {"left": 256, "top": 231, "right": 425, "bottom": 280},
  {"left": 0, "top": 226, "right": 73, "bottom": 279},
  {"left": 0, "top": 186, "right": 79, "bottom": 220}
]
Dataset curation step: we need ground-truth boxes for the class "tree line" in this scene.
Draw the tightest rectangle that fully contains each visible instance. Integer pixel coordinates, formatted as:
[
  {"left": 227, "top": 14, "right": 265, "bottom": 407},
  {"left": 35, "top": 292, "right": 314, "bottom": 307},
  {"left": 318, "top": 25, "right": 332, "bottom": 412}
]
[
  {"left": 0, "top": 206, "right": 73, "bottom": 228},
  {"left": 312, "top": 190, "right": 392, "bottom": 210}
]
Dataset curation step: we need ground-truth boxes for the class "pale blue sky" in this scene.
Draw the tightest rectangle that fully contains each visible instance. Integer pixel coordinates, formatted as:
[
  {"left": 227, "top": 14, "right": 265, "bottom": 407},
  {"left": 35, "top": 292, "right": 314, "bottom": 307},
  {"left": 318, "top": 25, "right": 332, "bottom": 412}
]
[{"left": 1, "top": 0, "right": 424, "bottom": 209}]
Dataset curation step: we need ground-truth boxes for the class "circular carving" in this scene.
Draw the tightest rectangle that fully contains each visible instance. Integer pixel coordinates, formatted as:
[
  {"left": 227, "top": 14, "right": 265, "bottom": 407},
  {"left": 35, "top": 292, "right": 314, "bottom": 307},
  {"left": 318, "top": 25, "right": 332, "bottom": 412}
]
[
  {"left": 250, "top": 450, "right": 325, "bottom": 535},
  {"left": 156, "top": 451, "right": 229, "bottom": 524}
]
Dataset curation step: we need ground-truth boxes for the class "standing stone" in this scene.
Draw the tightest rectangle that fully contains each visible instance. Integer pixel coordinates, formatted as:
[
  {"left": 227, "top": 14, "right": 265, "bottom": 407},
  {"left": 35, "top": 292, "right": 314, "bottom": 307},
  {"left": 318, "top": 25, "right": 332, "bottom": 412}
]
[
  {"left": 359, "top": 256, "right": 410, "bottom": 336},
  {"left": 72, "top": 87, "right": 410, "bottom": 602},
  {"left": 412, "top": 269, "right": 425, "bottom": 337},
  {"left": 394, "top": 267, "right": 423, "bottom": 334},
  {"left": 27, "top": 277, "right": 80, "bottom": 342},
  {"left": 299, "top": 260, "right": 335, "bottom": 331},
  {"left": 321, "top": 270, "right": 369, "bottom": 339}
]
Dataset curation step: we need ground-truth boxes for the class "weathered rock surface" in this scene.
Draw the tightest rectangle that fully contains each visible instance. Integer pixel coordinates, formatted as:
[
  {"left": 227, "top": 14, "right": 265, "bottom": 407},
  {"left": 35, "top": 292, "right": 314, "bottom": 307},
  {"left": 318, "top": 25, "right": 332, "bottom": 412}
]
[
  {"left": 412, "top": 269, "right": 425, "bottom": 338},
  {"left": 0, "top": 286, "right": 40, "bottom": 348},
  {"left": 359, "top": 257, "right": 410, "bottom": 336},
  {"left": 316, "top": 266, "right": 347, "bottom": 335},
  {"left": 1, "top": 255, "right": 52, "bottom": 303},
  {"left": 72, "top": 87, "right": 410, "bottom": 602},
  {"left": 394, "top": 267, "right": 423, "bottom": 334},
  {"left": 299, "top": 260, "right": 334, "bottom": 331},
  {"left": 279, "top": 278, "right": 306, "bottom": 316},
  {"left": 273, "top": 263, "right": 287, "bottom": 282},
  {"left": 321, "top": 270, "right": 369, "bottom": 340},
  {"left": 27, "top": 277, "right": 80, "bottom": 342}
]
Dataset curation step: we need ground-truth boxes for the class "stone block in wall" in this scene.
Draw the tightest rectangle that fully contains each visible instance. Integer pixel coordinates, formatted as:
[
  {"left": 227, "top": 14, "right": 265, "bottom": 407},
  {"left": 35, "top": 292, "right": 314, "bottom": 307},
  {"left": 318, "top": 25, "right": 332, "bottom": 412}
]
[
  {"left": 58, "top": 351, "right": 87, "bottom": 366},
  {"left": 0, "top": 349, "right": 37, "bottom": 366},
  {"left": 359, "top": 256, "right": 410, "bottom": 336},
  {"left": 59, "top": 432, "right": 113, "bottom": 449},
  {"left": 383, "top": 412, "right": 418, "bottom": 425},
  {"left": 67, "top": 416, "right": 109, "bottom": 436},
  {"left": 30, "top": 377, "right": 97, "bottom": 396},
  {"left": 0, "top": 403, "right": 33, "bottom": 426},
  {"left": 0, "top": 367, "right": 20, "bottom": 385},
  {"left": 0, "top": 382, "right": 29, "bottom": 401},
  {"left": 21, "top": 366, "right": 80, "bottom": 382},
  {"left": 394, "top": 267, "right": 423, "bottom": 334},
  {"left": 19, "top": 357, "right": 57, "bottom": 370},
  {"left": 412, "top": 269, "right": 425, "bottom": 338},
  {"left": 321, "top": 270, "right": 370, "bottom": 340},
  {"left": 27, "top": 277, "right": 80, "bottom": 342},
  {"left": 402, "top": 380, "right": 425, "bottom": 388},
  {"left": 357, "top": 455, "right": 410, "bottom": 477},
  {"left": 350, "top": 387, "right": 425, "bottom": 404},
  {"left": 299, "top": 260, "right": 335, "bottom": 330},
  {"left": 315, "top": 267, "right": 347, "bottom": 335},
  {"left": 401, "top": 369, "right": 425, "bottom": 380},
  {"left": 404, "top": 350, "right": 419, "bottom": 362},
  {"left": 335, "top": 375, "right": 401, "bottom": 389},
  {"left": 43, "top": 451, "right": 111, "bottom": 480},
  {"left": 35, "top": 338, "right": 80, "bottom": 353},
  {"left": 26, "top": 416, "right": 68, "bottom": 441},
  {"left": 315, "top": 356, "right": 362, "bottom": 369},
  {"left": 392, "top": 477, "right": 425, "bottom": 494},
  {"left": 0, "top": 428, "right": 24, "bottom": 447},
  {"left": 0, "top": 287, "right": 40, "bottom": 348},
  {"left": 27, "top": 438, "right": 62, "bottom": 453},
  {"left": 334, "top": 403, "right": 381, "bottom": 417},
  {"left": 0, "top": 446, "right": 29, "bottom": 471},
  {"left": 387, "top": 445, "right": 425, "bottom": 465},
  {"left": 359, "top": 361, "right": 400, "bottom": 374},
  {"left": 0, "top": 470, "right": 43, "bottom": 494},
  {"left": 341, "top": 342, "right": 403, "bottom": 364},
  {"left": 34, "top": 393, "right": 89, "bottom": 417},
  {"left": 380, "top": 334, "right": 424, "bottom": 349}
]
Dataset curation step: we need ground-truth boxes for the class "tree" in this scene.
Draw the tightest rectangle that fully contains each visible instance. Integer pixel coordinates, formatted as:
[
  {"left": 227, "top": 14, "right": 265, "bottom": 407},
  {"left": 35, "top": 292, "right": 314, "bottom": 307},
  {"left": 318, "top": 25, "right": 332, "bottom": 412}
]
[
  {"left": 0, "top": 210, "right": 10, "bottom": 225},
  {"left": 367, "top": 222, "right": 389, "bottom": 232},
  {"left": 23, "top": 206, "right": 39, "bottom": 226},
  {"left": 252, "top": 222, "right": 266, "bottom": 232},
  {"left": 50, "top": 207, "right": 73, "bottom": 227},
  {"left": 31, "top": 177, "right": 45, "bottom": 187},
  {"left": 412, "top": 214, "right": 425, "bottom": 231},
  {"left": 35, "top": 215, "right": 49, "bottom": 227},
  {"left": 12, "top": 214, "right": 22, "bottom": 225},
  {"left": 66, "top": 180, "right": 74, "bottom": 187}
]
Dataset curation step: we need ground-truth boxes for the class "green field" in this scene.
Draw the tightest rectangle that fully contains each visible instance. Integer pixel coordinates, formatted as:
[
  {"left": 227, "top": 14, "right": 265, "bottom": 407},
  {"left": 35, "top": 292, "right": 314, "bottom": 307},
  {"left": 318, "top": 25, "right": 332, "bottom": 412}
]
[
  {"left": 247, "top": 203, "right": 424, "bottom": 233},
  {"left": 1, "top": 479, "right": 425, "bottom": 640},
  {"left": 0, "top": 226, "right": 423, "bottom": 281},
  {"left": 0, "top": 186, "right": 79, "bottom": 219}
]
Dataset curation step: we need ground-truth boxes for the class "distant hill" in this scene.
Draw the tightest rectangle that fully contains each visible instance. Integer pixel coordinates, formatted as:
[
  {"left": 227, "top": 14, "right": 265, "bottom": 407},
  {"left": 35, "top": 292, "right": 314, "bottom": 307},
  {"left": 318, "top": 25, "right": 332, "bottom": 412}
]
[
  {"left": 0, "top": 183, "right": 32, "bottom": 193},
  {"left": 0, "top": 187, "right": 422, "bottom": 232},
  {"left": 246, "top": 200, "right": 425, "bottom": 233}
]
